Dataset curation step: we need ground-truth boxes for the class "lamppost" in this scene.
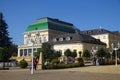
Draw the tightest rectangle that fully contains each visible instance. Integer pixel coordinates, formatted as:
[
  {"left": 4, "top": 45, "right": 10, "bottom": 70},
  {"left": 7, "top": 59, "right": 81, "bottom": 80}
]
[
  {"left": 27, "top": 32, "right": 40, "bottom": 75},
  {"left": 91, "top": 46, "right": 98, "bottom": 57},
  {"left": 109, "top": 50, "right": 113, "bottom": 60},
  {"left": 91, "top": 47, "right": 98, "bottom": 65},
  {"left": 27, "top": 37, "right": 34, "bottom": 75},
  {"left": 111, "top": 43, "right": 120, "bottom": 66}
]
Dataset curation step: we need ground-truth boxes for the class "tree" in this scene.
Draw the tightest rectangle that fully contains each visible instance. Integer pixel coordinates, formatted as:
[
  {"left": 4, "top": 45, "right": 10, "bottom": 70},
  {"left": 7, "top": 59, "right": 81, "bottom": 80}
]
[
  {"left": 0, "top": 13, "right": 13, "bottom": 69},
  {"left": 64, "top": 49, "right": 77, "bottom": 58},
  {"left": 82, "top": 49, "right": 91, "bottom": 60},
  {"left": 8, "top": 44, "right": 18, "bottom": 57},
  {"left": 71, "top": 51, "right": 77, "bottom": 58},
  {"left": 64, "top": 49, "right": 72, "bottom": 57},
  {"left": 35, "top": 43, "right": 62, "bottom": 60},
  {"left": 0, "top": 13, "right": 12, "bottom": 48},
  {"left": 42, "top": 42, "right": 55, "bottom": 59},
  {"left": 0, "top": 48, "right": 11, "bottom": 69},
  {"left": 117, "top": 49, "right": 120, "bottom": 58},
  {"left": 54, "top": 51, "right": 62, "bottom": 58},
  {"left": 96, "top": 48, "right": 107, "bottom": 58},
  {"left": 34, "top": 48, "right": 43, "bottom": 59}
]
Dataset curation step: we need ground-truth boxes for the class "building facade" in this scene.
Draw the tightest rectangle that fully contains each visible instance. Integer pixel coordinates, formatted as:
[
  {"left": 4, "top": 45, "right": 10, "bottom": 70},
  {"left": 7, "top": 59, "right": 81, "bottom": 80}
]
[
  {"left": 17, "top": 17, "right": 76, "bottom": 61},
  {"left": 80, "top": 29, "right": 120, "bottom": 49},
  {"left": 53, "top": 33, "right": 106, "bottom": 57},
  {"left": 17, "top": 17, "right": 108, "bottom": 61}
]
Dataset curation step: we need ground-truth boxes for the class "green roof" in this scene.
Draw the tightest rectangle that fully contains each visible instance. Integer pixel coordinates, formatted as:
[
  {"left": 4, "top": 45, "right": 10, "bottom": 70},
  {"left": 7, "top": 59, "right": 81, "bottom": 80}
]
[
  {"left": 26, "top": 22, "right": 48, "bottom": 31},
  {"left": 25, "top": 17, "right": 76, "bottom": 33}
]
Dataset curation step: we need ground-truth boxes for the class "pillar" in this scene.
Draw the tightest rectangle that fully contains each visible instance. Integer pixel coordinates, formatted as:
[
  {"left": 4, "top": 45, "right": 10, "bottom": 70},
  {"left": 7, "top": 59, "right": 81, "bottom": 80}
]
[
  {"left": 18, "top": 48, "right": 20, "bottom": 57},
  {"left": 37, "top": 52, "right": 44, "bottom": 70},
  {"left": 22, "top": 49, "right": 24, "bottom": 59}
]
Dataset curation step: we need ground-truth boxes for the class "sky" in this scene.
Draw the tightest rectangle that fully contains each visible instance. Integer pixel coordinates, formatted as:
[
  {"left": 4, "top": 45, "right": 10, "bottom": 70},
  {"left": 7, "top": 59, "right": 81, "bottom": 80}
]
[{"left": 0, "top": 0, "right": 120, "bottom": 45}]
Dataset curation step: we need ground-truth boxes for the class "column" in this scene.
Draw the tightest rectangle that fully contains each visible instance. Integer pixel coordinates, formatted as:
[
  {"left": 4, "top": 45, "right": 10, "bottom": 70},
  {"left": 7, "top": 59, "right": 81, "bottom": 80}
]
[
  {"left": 22, "top": 49, "right": 24, "bottom": 59},
  {"left": 27, "top": 49, "right": 28, "bottom": 56},
  {"left": 18, "top": 48, "right": 20, "bottom": 57}
]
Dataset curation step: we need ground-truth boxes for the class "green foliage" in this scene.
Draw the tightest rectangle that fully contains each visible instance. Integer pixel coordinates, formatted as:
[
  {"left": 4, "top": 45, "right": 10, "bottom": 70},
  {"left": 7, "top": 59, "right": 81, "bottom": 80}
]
[
  {"left": 9, "top": 44, "right": 18, "bottom": 57},
  {"left": 117, "top": 49, "right": 120, "bottom": 58},
  {"left": 0, "top": 48, "right": 4, "bottom": 61},
  {"left": 0, "top": 13, "right": 15, "bottom": 69},
  {"left": 19, "top": 59, "right": 28, "bottom": 68},
  {"left": 72, "top": 51, "right": 77, "bottom": 58},
  {"left": 0, "top": 47, "right": 13, "bottom": 69},
  {"left": 45, "top": 59, "right": 51, "bottom": 62},
  {"left": 97, "top": 48, "right": 107, "bottom": 58},
  {"left": 51, "top": 59, "right": 60, "bottom": 65},
  {"left": 36, "top": 43, "right": 61, "bottom": 60},
  {"left": 82, "top": 49, "right": 90, "bottom": 58},
  {"left": 64, "top": 49, "right": 77, "bottom": 58},
  {"left": 34, "top": 48, "right": 43, "bottom": 59},
  {"left": 42, "top": 43, "right": 55, "bottom": 59},
  {"left": 54, "top": 51, "right": 62, "bottom": 58},
  {"left": 0, "top": 48, "right": 11, "bottom": 62},
  {"left": 64, "top": 49, "right": 72, "bottom": 57},
  {"left": 51, "top": 63, "right": 84, "bottom": 69},
  {"left": 0, "top": 13, "right": 12, "bottom": 48}
]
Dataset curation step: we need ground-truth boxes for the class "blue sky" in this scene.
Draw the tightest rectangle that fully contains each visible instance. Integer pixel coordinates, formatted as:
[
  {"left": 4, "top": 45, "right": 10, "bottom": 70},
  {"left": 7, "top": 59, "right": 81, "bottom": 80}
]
[{"left": 0, "top": 0, "right": 120, "bottom": 45}]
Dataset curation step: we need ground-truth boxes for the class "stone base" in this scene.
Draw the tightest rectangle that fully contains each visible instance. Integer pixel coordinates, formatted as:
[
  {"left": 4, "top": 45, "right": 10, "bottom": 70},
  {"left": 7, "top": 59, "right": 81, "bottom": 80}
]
[{"left": 37, "top": 64, "right": 43, "bottom": 70}]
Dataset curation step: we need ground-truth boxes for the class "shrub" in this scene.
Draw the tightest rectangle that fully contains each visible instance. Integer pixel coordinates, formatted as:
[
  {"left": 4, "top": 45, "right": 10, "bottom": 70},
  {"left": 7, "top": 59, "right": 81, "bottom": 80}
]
[
  {"left": 19, "top": 59, "right": 28, "bottom": 68},
  {"left": 76, "top": 58, "right": 84, "bottom": 66},
  {"left": 51, "top": 63, "right": 84, "bottom": 69},
  {"left": 51, "top": 59, "right": 60, "bottom": 65},
  {"left": 100, "top": 59, "right": 115, "bottom": 65}
]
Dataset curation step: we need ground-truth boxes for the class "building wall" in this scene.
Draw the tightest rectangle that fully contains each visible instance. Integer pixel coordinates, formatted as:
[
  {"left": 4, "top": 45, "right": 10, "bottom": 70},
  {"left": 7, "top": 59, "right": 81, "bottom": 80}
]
[
  {"left": 53, "top": 43, "right": 106, "bottom": 58},
  {"left": 48, "top": 29, "right": 72, "bottom": 41},
  {"left": 91, "top": 33, "right": 120, "bottom": 49},
  {"left": 91, "top": 33, "right": 109, "bottom": 48},
  {"left": 24, "top": 29, "right": 49, "bottom": 45},
  {"left": 17, "top": 29, "right": 74, "bottom": 61},
  {"left": 109, "top": 33, "right": 120, "bottom": 49}
]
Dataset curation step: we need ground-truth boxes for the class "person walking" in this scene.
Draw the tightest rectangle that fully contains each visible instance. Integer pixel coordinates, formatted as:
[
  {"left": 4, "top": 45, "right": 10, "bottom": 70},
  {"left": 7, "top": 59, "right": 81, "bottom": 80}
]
[{"left": 33, "top": 57, "right": 38, "bottom": 70}]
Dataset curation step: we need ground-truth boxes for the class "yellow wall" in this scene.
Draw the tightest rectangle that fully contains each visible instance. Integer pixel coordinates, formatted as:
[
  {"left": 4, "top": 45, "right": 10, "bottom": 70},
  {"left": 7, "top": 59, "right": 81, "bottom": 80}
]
[
  {"left": 91, "top": 33, "right": 120, "bottom": 49},
  {"left": 54, "top": 43, "right": 106, "bottom": 57}
]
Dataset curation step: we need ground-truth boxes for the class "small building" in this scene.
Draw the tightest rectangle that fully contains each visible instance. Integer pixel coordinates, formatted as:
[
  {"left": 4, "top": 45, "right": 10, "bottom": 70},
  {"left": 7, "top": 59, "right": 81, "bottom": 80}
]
[
  {"left": 80, "top": 28, "right": 120, "bottom": 49},
  {"left": 52, "top": 32, "right": 106, "bottom": 57}
]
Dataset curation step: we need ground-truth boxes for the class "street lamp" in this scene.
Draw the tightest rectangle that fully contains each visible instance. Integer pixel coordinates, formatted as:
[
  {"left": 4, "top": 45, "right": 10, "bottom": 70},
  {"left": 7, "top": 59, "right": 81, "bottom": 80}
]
[
  {"left": 91, "top": 47, "right": 98, "bottom": 65},
  {"left": 109, "top": 50, "right": 113, "bottom": 60},
  {"left": 27, "top": 32, "right": 40, "bottom": 75},
  {"left": 111, "top": 43, "right": 120, "bottom": 66},
  {"left": 27, "top": 38, "right": 34, "bottom": 75},
  {"left": 91, "top": 46, "right": 98, "bottom": 57}
]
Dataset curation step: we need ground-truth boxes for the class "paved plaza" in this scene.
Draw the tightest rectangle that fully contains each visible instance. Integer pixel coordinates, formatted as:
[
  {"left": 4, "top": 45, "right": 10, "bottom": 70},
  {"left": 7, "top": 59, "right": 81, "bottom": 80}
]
[{"left": 0, "top": 65, "right": 120, "bottom": 80}]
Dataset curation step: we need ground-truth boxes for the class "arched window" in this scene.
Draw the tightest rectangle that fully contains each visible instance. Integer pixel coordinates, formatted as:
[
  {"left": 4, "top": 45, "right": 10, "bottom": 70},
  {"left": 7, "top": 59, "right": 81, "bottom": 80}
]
[
  {"left": 59, "top": 37, "right": 63, "bottom": 41},
  {"left": 66, "top": 36, "right": 71, "bottom": 41},
  {"left": 53, "top": 38, "right": 57, "bottom": 42}
]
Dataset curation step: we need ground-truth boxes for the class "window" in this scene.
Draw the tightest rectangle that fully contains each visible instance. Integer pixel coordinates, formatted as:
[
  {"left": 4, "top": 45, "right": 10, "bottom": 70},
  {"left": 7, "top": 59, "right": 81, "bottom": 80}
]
[
  {"left": 43, "top": 37, "right": 47, "bottom": 42},
  {"left": 66, "top": 36, "right": 71, "bottom": 41},
  {"left": 28, "top": 49, "right": 32, "bottom": 56},
  {"left": 24, "top": 49, "right": 27, "bottom": 56},
  {"left": 34, "top": 48, "right": 37, "bottom": 52},
  {"left": 20, "top": 50, "right": 23, "bottom": 56},
  {"left": 59, "top": 37, "right": 63, "bottom": 41},
  {"left": 27, "top": 33, "right": 31, "bottom": 37},
  {"left": 53, "top": 38, "right": 57, "bottom": 42}
]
